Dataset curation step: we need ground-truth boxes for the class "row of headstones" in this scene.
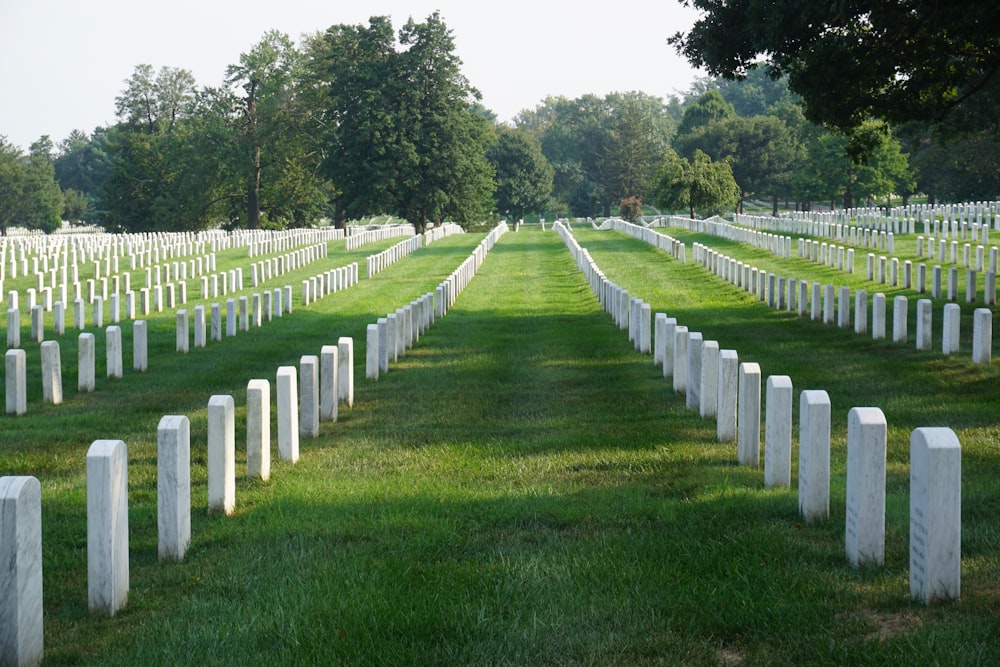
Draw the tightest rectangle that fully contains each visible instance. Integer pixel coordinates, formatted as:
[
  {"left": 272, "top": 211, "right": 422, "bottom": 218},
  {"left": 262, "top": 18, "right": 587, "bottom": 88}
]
[
  {"left": 5, "top": 322, "right": 148, "bottom": 415},
  {"left": 1, "top": 227, "right": 336, "bottom": 280},
  {"left": 0, "top": 338, "right": 356, "bottom": 665},
  {"left": 5, "top": 243, "right": 345, "bottom": 348},
  {"left": 365, "top": 235, "right": 423, "bottom": 279},
  {"left": 364, "top": 223, "right": 511, "bottom": 380},
  {"left": 552, "top": 220, "right": 962, "bottom": 606},
  {"left": 914, "top": 235, "right": 999, "bottom": 271},
  {"left": 735, "top": 200, "right": 1000, "bottom": 237},
  {"left": 422, "top": 222, "right": 465, "bottom": 245},
  {"left": 247, "top": 227, "right": 345, "bottom": 257},
  {"left": 344, "top": 223, "right": 416, "bottom": 251},
  {"left": 695, "top": 236, "right": 1000, "bottom": 306},
  {"left": 691, "top": 242, "right": 995, "bottom": 363},
  {"left": 300, "top": 263, "right": 360, "bottom": 307},
  {"left": 4, "top": 232, "right": 335, "bottom": 326},
  {"left": 598, "top": 218, "right": 687, "bottom": 262}
]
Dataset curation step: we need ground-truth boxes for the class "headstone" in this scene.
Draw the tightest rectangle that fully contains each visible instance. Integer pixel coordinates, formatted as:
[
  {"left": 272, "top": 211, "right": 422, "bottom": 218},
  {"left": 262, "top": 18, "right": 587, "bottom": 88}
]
[
  {"left": 972, "top": 308, "right": 992, "bottom": 364},
  {"left": 106, "top": 326, "right": 123, "bottom": 378},
  {"left": 837, "top": 286, "right": 851, "bottom": 328},
  {"left": 210, "top": 303, "right": 222, "bottom": 342},
  {"left": 0, "top": 476, "right": 44, "bottom": 667},
  {"left": 207, "top": 395, "right": 235, "bottom": 516},
  {"left": 87, "top": 439, "right": 129, "bottom": 615},
  {"left": 366, "top": 325, "right": 379, "bottom": 380},
  {"left": 321, "top": 345, "right": 339, "bottom": 422},
  {"left": 662, "top": 318, "right": 677, "bottom": 378},
  {"left": 717, "top": 349, "right": 738, "bottom": 443},
  {"left": 653, "top": 313, "right": 667, "bottom": 366},
  {"left": 737, "top": 363, "right": 761, "bottom": 466},
  {"left": 916, "top": 299, "right": 932, "bottom": 351},
  {"left": 246, "top": 379, "right": 271, "bottom": 481},
  {"left": 40, "top": 341, "right": 62, "bottom": 404},
  {"left": 673, "top": 326, "right": 689, "bottom": 394},
  {"left": 277, "top": 366, "right": 300, "bottom": 463},
  {"left": 700, "top": 341, "right": 719, "bottom": 418},
  {"left": 942, "top": 303, "right": 961, "bottom": 355},
  {"left": 764, "top": 375, "right": 793, "bottom": 488},
  {"left": 337, "top": 337, "right": 354, "bottom": 408},
  {"left": 78, "top": 332, "right": 96, "bottom": 392},
  {"left": 157, "top": 415, "right": 190, "bottom": 561},
  {"left": 870, "top": 293, "right": 886, "bottom": 340},
  {"left": 299, "top": 355, "right": 320, "bottom": 438},
  {"left": 686, "top": 332, "right": 704, "bottom": 410},
  {"left": 909, "top": 427, "right": 961, "bottom": 603},
  {"left": 854, "top": 289, "right": 867, "bottom": 335},
  {"left": 5, "top": 349, "right": 27, "bottom": 416},
  {"left": 133, "top": 320, "right": 148, "bottom": 372},
  {"left": 893, "top": 296, "right": 908, "bottom": 344},
  {"left": 846, "top": 407, "right": 887, "bottom": 567},
  {"left": 176, "top": 309, "right": 189, "bottom": 353},
  {"left": 6, "top": 308, "right": 19, "bottom": 349},
  {"left": 798, "top": 390, "right": 831, "bottom": 522}
]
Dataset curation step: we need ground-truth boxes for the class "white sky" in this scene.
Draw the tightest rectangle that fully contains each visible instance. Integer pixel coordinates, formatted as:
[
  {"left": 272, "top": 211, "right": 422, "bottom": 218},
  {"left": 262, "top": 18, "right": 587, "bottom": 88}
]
[{"left": 0, "top": 0, "right": 704, "bottom": 151}]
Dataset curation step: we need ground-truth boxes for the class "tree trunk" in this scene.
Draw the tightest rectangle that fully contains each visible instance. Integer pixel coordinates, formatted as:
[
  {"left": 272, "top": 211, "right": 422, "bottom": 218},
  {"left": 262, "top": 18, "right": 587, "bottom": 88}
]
[
  {"left": 247, "top": 144, "right": 261, "bottom": 230},
  {"left": 772, "top": 194, "right": 779, "bottom": 216}
]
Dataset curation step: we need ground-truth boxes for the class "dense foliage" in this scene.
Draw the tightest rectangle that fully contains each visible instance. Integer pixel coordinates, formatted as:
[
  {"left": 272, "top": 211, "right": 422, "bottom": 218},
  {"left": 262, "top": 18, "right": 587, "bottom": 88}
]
[{"left": 4, "top": 9, "right": 1000, "bottom": 233}]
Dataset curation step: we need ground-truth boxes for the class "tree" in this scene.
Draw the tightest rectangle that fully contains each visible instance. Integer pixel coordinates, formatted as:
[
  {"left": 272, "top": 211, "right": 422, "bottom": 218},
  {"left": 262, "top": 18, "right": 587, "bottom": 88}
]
[
  {"left": 653, "top": 148, "right": 739, "bottom": 218},
  {"left": 222, "top": 31, "right": 327, "bottom": 229},
  {"left": 679, "top": 114, "right": 800, "bottom": 213},
  {"left": 308, "top": 13, "right": 495, "bottom": 232},
  {"left": 670, "top": 1, "right": 1000, "bottom": 133},
  {"left": 0, "top": 136, "right": 64, "bottom": 235},
  {"left": 601, "top": 92, "right": 674, "bottom": 205},
  {"left": 487, "top": 127, "right": 553, "bottom": 220}
]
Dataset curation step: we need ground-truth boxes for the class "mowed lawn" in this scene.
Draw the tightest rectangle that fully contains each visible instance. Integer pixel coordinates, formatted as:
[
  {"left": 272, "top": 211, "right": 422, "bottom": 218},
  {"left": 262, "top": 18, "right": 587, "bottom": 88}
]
[{"left": 6, "top": 224, "right": 1000, "bottom": 665}]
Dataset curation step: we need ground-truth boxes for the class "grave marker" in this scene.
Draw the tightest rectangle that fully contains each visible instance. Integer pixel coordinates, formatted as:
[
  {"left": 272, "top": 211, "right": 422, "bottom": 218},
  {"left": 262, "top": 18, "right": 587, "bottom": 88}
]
[
  {"left": 0, "top": 475, "right": 44, "bottom": 667},
  {"left": 207, "top": 395, "right": 236, "bottom": 516},
  {"left": 737, "top": 363, "right": 761, "bottom": 466},
  {"left": 846, "top": 407, "right": 887, "bottom": 567},
  {"left": 764, "top": 376, "right": 793, "bottom": 488},
  {"left": 87, "top": 439, "right": 129, "bottom": 615},
  {"left": 246, "top": 380, "right": 271, "bottom": 481},
  {"left": 157, "top": 415, "right": 190, "bottom": 561},
  {"left": 910, "top": 427, "right": 961, "bottom": 603},
  {"left": 277, "top": 366, "right": 300, "bottom": 463},
  {"left": 798, "top": 390, "right": 831, "bottom": 522}
]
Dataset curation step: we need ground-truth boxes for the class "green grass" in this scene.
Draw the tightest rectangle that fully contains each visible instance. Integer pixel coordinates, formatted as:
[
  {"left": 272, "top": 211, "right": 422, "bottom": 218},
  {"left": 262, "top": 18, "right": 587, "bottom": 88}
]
[{"left": 3, "top": 225, "right": 999, "bottom": 665}]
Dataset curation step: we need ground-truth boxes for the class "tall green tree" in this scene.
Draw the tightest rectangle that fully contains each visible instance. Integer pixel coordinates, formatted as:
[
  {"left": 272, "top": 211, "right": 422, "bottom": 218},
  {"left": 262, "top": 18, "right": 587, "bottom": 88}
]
[
  {"left": 486, "top": 127, "right": 553, "bottom": 220},
  {"left": 652, "top": 148, "right": 739, "bottom": 218},
  {"left": 222, "top": 31, "right": 327, "bottom": 229},
  {"left": 307, "top": 13, "right": 494, "bottom": 232},
  {"left": 0, "top": 136, "right": 64, "bottom": 235}
]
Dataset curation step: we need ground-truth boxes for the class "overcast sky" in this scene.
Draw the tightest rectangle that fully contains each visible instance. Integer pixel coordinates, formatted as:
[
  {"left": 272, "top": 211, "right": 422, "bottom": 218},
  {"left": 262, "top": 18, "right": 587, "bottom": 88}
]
[{"left": 0, "top": 0, "right": 703, "bottom": 151}]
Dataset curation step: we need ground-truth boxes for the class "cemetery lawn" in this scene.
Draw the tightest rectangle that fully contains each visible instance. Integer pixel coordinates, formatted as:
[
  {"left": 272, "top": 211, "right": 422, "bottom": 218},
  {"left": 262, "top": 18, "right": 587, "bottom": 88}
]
[{"left": 7, "top": 225, "right": 1000, "bottom": 664}]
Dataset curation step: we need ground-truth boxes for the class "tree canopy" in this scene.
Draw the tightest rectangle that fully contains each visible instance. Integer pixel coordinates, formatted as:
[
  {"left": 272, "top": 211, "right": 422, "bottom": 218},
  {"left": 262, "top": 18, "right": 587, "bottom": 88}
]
[{"left": 671, "top": 0, "right": 1000, "bottom": 133}]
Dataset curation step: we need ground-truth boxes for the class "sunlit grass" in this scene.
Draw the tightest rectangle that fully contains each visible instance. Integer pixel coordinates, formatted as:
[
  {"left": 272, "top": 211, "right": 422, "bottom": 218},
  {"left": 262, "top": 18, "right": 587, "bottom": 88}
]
[{"left": 3, "top": 225, "right": 998, "bottom": 664}]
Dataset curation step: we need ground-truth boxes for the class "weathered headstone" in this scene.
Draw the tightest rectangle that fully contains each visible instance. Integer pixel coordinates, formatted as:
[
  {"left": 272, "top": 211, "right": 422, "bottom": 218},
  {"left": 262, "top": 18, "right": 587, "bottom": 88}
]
[
  {"left": 916, "top": 299, "right": 933, "bottom": 351},
  {"left": 972, "top": 308, "right": 992, "bottom": 364},
  {"left": 942, "top": 303, "right": 961, "bottom": 355},
  {"left": 686, "top": 332, "right": 704, "bottom": 410},
  {"left": 207, "top": 395, "right": 235, "bottom": 516},
  {"left": 106, "top": 326, "right": 123, "bottom": 379},
  {"left": 871, "top": 293, "right": 886, "bottom": 340},
  {"left": 133, "top": 320, "right": 148, "bottom": 372},
  {"left": 299, "top": 355, "right": 320, "bottom": 438},
  {"left": 40, "top": 341, "right": 62, "bottom": 404},
  {"left": 157, "top": 415, "right": 190, "bottom": 561},
  {"left": 338, "top": 337, "right": 354, "bottom": 408},
  {"left": 893, "top": 296, "right": 908, "bottom": 343},
  {"left": 846, "top": 407, "right": 887, "bottom": 567},
  {"left": 79, "top": 332, "right": 96, "bottom": 392},
  {"left": 5, "top": 349, "right": 27, "bottom": 416},
  {"left": 321, "top": 345, "right": 339, "bottom": 422},
  {"left": 798, "top": 390, "right": 831, "bottom": 522},
  {"left": 176, "top": 309, "right": 189, "bottom": 353},
  {"left": 276, "top": 366, "right": 300, "bottom": 463},
  {"left": 700, "top": 341, "right": 719, "bottom": 418},
  {"left": 246, "top": 379, "right": 271, "bottom": 481},
  {"left": 717, "top": 349, "right": 739, "bottom": 443},
  {"left": 737, "top": 363, "right": 761, "bottom": 466},
  {"left": 764, "top": 375, "right": 793, "bottom": 488},
  {"left": 909, "top": 427, "right": 961, "bottom": 603},
  {"left": 87, "top": 439, "right": 129, "bottom": 615},
  {"left": 0, "top": 475, "right": 44, "bottom": 667}
]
